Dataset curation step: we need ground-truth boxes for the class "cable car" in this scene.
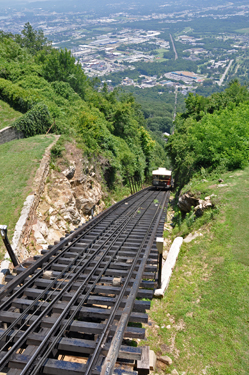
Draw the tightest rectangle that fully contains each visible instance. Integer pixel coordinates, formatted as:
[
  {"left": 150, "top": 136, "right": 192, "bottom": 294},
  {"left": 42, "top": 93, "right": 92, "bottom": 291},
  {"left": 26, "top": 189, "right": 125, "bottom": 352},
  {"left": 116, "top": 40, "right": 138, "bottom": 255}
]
[{"left": 152, "top": 167, "right": 173, "bottom": 189}]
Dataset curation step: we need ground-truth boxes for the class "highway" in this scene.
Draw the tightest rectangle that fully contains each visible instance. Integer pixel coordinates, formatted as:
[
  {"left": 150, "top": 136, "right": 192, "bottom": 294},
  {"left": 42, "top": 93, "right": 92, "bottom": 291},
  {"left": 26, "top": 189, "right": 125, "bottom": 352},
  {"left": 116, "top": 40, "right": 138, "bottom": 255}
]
[
  {"left": 218, "top": 59, "right": 234, "bottom": 86},
  {"left": 170, "top": 34, "right": 178, "bottom": 60}
]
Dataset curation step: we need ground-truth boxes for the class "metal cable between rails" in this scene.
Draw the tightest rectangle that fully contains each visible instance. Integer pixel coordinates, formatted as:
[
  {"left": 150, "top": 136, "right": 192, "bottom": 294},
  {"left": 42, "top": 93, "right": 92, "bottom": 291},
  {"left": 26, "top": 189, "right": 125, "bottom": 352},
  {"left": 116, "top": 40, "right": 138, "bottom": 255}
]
[
  {"left": 0, "top": 188, "right": 150, "bottom": 321},
  {"left": 100, "top": 190, "right": 170, "bottom": 375},
  {"left": 0, "top": 189, "right": 151, "bottom": 347},
  {"left": 0, "top": 189, "right": 157, "bottom": 372},
  {"left": 0, "top": 187, "right": 150, "bottom": 305},
  {"left": 84, "top": 192, "right": 168, "bottom": 375},
  {"left": 19, "top": 190, "right": 160, "bottom": 375}
]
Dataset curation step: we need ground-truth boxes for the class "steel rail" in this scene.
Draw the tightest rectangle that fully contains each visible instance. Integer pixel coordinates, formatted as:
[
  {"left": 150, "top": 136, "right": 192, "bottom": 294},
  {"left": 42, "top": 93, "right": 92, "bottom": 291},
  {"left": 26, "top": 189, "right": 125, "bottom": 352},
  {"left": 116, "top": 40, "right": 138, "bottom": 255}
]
[
  {"left": 0, "top": 190, "right": 156, "bottom": 372},
  {"left": 0, "top": 187, "right": 150, "bottom": 303},
  {"left": 0, "top": 189, "right": 151, "bottom": 347},
  {"left": 101, "top": 190, "right": 170, "bottom": 375},
  {"left": 19, "top": 190, "right": 159, "bottom": 375},
  {"left": 0, "top": 190, "right": 152, "bottom": 364},
  {"left": 84, "top": 193, "right": 166, "bottom": 375},
  {"left": 0, "top": 189, "right": 151, "bottom": 350}
]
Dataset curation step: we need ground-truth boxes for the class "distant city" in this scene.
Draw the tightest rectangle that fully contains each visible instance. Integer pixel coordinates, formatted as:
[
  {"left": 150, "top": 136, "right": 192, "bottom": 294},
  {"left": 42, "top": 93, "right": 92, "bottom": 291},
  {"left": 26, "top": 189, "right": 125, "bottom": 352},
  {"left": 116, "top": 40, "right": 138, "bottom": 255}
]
[{"left": 1, "top": 0, "right": 249, "bottom": 95}]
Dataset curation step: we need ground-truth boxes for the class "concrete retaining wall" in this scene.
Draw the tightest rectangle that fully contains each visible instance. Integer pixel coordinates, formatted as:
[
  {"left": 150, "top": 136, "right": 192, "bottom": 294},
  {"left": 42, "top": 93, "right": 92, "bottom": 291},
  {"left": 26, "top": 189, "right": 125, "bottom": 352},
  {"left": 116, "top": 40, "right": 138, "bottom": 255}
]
[
  {"left": 154, "top": 237, "right": 183, "bottom": 298},
  {"left": 0, "top": 126, "right": 24, "bottom": 145}
]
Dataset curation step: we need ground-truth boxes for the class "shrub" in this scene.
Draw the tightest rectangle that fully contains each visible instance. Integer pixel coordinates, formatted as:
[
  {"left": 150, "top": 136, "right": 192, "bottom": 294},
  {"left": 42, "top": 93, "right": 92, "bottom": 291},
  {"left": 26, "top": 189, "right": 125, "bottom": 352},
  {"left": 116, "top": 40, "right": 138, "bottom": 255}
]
[
  {"left": 0, "top": 78, "right": 40, "bottom": 112},
  {"left": 51, "top": 81, "right": 77, "bottom": 100},
  {"left": 50, "top": 143, "right": 65, "bottom": 159},
  {"left": 13, "top": 103, "right": 51, "bottom": 137},
  {"left": 167, "top": 102, "right": 249, "bottom": 190}
]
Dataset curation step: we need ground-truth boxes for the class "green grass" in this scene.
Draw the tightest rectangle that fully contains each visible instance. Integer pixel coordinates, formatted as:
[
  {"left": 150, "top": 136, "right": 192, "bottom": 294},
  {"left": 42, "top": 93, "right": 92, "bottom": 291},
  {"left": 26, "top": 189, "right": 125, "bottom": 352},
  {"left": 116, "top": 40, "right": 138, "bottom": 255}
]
[
  {"left": 142, "top": 168, "right": 249, "bottom": 375},
  {"left": 103, "top": 185, "right": 131, "bottom": 208},
  {"left": 154, "top": 48, "right": 168, "bottom": 56},
  {"left": 0, "top": 100, "right": 22, "bottom": 130},
  {"left": 153, "top": 48, "right": 168, "bottom": 62},
  {"left": 236, "top": 28, "right": 249, "bottom": 34},
  {"left": 0, "top": 135, "right": 55, "bottom": 258}
]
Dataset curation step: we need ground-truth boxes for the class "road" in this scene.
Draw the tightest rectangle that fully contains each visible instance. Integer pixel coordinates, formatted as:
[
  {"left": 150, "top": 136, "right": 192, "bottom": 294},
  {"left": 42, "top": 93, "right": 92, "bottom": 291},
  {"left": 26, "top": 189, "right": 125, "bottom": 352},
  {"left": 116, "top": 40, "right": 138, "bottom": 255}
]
[
  {"left": 173, "top": 85, "right": 178, "bottom": 122},
  {"left": 171, "top": 85, "right": 178, "bottom": 134},
  {"left": 170, "top": 34, "right": 178, "bottom": 60},
  {"left": 218, "top": 59, "right": 234, "bottom": 86}
]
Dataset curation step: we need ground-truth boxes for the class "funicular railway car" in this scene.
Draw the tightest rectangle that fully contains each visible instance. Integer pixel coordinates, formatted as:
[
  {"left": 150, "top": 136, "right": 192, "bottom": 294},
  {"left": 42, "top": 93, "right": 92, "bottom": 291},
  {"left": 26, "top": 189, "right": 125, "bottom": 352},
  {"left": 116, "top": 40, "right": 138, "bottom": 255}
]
[{"left": 152, "top": 167, "right": 173, "bottom": 189}]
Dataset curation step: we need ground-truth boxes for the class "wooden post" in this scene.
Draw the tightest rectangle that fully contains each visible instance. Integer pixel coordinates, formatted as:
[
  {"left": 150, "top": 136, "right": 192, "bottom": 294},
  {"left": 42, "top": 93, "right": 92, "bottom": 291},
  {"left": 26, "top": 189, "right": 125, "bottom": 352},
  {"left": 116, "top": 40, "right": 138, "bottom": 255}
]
[{"left": 46, "top": 119, "right": 56, "bottom": 135}]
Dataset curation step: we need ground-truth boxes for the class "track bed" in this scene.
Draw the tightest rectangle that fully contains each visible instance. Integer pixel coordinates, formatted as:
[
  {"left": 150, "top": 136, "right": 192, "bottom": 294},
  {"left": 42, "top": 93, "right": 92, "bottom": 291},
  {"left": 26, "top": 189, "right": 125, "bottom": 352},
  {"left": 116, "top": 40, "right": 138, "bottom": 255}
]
[{"left": 0, "top": 188, "right": 170, "bottom": 375}]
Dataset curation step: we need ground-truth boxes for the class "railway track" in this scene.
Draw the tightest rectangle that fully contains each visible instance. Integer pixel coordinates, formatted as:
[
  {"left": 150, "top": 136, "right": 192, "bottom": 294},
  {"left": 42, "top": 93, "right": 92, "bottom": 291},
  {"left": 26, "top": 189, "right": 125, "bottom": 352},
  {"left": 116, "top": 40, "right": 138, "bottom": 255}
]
[{"left": 0, "top": 188, "right": 170, "bottom": 375}]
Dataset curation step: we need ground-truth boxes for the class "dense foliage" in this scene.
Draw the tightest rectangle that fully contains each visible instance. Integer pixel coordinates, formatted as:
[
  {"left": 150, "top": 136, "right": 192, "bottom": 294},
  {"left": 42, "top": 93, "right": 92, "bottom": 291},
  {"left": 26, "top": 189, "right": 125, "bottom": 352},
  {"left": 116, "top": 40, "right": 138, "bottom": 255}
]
[
  {"left": 36, "top": 49, "right": 87, "bottom": 99},
  {"left": 124, "top": 86, "right": 185, "bottom": 136},
  {"left": 0, "top": 24, "right": 169, "bottom": 189},
  {"left": 167, "top": 81, "right": 249, "bottom": 190},
  {"left": 13, "top": 103, "right": 51, "bottom": 137}
]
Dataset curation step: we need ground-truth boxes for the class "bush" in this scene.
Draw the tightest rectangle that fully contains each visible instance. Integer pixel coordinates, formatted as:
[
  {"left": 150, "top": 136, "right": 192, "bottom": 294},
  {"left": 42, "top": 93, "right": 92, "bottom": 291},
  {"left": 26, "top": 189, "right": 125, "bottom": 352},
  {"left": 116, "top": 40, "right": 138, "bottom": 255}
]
[
  {"left": 51, "top": 81, "right": 77, "bottom": 100},
  {"left": 51, "top": 143, "right": 65, "bottom": 159},
  {"left": 13, "top": 103, "right": 51, "bottom": 137},
  {"left": 0, "top": 78, "right": 40, "bottom": 112},
  {"left": 167, "top": 102, "right": 249, "bottom": 190}
]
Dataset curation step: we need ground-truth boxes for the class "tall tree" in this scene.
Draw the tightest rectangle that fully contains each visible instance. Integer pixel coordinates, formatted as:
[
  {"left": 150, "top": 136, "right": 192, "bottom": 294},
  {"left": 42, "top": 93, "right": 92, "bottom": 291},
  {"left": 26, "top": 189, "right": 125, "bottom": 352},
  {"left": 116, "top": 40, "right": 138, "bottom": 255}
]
[
  {"left": 15, "top": 22, "right": 51, "bottom": 54},
  {"left": 40, "top": 48, "right": 88, "bottom": 99}
]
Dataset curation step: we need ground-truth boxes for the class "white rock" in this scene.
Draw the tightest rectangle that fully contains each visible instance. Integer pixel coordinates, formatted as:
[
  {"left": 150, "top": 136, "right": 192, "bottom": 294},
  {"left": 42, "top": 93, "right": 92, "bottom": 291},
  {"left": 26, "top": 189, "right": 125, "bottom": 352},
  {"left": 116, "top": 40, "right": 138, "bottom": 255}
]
[
  {"left": 33, "top": 220, "right": 49, "bottom": 237},
  {"left": 43, "top": 271, "right": 53, "bottom": 279},
  {"left": 112, "top": 277, "right": 121, "bottom": 286},
  {"left": 33, "top": 229, "right": 47, "bottom": 245},
  {"left": 159, "top": 355, "right": 173, "bottom": 365},
  {"left": 49, "top": 215, "right": 57, "bottom": 226},
  {"left": 46, "top": 229, "right": 63, "bottom": 245}
]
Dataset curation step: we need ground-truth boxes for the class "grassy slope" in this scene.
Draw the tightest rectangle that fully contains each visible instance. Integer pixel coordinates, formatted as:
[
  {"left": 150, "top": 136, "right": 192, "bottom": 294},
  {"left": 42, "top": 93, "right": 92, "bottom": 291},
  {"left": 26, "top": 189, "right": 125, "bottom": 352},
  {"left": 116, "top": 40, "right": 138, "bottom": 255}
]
[
  {"left": 0, "top": 100, "right": 22, "bottom": 130},
  {"left": 143, "top": 168, "right": 249, "bottom": 375},
  {"left": 0, "top": 135, "right": 55, "bottom": 258}
]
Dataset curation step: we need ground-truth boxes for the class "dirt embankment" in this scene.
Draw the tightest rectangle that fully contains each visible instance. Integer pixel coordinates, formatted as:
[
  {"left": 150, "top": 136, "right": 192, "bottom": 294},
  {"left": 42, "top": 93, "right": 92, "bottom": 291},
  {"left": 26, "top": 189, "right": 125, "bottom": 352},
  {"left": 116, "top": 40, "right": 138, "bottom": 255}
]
[{"left": 26, "top": 141, "right": 105, "bottom": 255}]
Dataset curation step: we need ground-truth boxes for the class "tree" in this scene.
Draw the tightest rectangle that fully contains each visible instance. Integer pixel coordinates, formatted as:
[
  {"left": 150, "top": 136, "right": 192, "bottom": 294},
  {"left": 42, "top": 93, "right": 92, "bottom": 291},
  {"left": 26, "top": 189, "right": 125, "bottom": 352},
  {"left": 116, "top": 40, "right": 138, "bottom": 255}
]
[
  {"left": 39, "top": 48, "right": 88, "bottom": 99},
  {"left": 15, "top": 22, "right": 51, "bottom": 55}
]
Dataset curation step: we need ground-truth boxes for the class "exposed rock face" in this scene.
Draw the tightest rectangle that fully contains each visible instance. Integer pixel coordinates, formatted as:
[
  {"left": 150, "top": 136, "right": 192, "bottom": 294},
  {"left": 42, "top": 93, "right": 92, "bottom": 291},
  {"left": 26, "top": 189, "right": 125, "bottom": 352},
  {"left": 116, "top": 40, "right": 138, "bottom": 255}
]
[
  {"left": 178, "top": 193, "right": 199, "bottom": 213},
  {"left": 194, "top": 196, "right": 213, "bottom": 217},
  {"left": 29, "top": 142, "right": 105, "bottom": 251},
  {"left": 62, "top": 163, "right": 76, "bottom": 180},
  {"left": 178, "top": 192, "right": 213, "bottom": 216}
]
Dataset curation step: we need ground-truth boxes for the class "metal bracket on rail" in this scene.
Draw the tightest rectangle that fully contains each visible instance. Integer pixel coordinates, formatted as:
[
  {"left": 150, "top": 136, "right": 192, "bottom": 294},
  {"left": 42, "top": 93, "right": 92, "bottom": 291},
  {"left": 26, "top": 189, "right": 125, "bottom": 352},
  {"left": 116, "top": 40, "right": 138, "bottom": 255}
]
[
  {"left": 0, "top": 225, "right": 19, "bottom": 267},
  {"left": 156, "top": 237, "right": 164, "bottom": 288}
]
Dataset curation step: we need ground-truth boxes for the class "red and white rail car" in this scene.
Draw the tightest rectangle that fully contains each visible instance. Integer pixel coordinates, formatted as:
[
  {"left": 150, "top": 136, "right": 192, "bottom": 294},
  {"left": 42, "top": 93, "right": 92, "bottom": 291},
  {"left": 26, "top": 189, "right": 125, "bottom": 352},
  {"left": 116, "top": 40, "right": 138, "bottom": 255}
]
[{"left": 152, "top": 167, "right": 173, "bottom": 189}]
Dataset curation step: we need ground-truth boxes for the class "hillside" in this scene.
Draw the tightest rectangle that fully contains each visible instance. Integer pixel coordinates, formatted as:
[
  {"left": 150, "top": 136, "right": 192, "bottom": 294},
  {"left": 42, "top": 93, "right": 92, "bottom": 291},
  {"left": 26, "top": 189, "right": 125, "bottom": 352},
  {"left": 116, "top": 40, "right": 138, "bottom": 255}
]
[
  {"left": 166, "top": 80, "right": 249, "bottom": 191},
  {"left": 0, "top": 21, "right": 249, "bottom": 375},
  {"left": 0, "top": 25, "right": 169, "bottom": 192},
  {"left": 138, "top": 79, "right": 249, "bottom": 374},
  {"left": 0, "top": 135, "right": 56, "bottom": 258},
  {"left": 0, "top": 100, "right": 22, "bottom": 130},
  {"left": 143, "top": 167, "right": 249, "bottom": 374}
]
